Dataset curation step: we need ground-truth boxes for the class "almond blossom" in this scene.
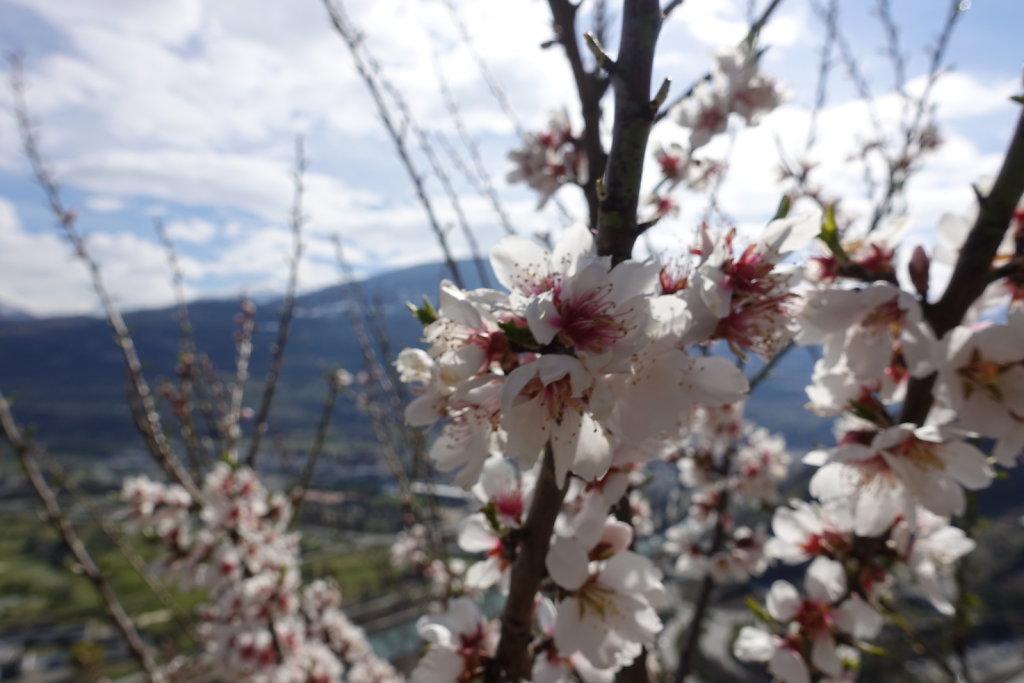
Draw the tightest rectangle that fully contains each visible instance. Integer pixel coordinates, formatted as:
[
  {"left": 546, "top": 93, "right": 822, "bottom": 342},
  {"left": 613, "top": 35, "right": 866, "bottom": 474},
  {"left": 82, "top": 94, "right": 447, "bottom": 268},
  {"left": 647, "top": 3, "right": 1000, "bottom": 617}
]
[
  {"left": 507, "top": 109, "right": 585, "bottom": 207},
  {"left": 545, "top": 517, "right": 666, "bottom": 671},
  {"left": 673, "top": 43, "right": 788, "bottom": 150},
  {"left": 734, "top": 557, "right": 882, "bottom": 683},
  {"left": 797, "top": 282, "right": 935, "bottom": 415},
  {"left": 935, "top": 313, "right": 1024, "bottom": 465},
  {"left": 411, "top": 597, "right": 495, "bottom": 683},
  {"left": 122, "top": 465, "right": 396, "bottom": 682},
  {"left": 808, "top": 424, "right": 993, "bottom": 536},
  {"left": 891, "top": 509, "right": 976, "bottom": 615}
]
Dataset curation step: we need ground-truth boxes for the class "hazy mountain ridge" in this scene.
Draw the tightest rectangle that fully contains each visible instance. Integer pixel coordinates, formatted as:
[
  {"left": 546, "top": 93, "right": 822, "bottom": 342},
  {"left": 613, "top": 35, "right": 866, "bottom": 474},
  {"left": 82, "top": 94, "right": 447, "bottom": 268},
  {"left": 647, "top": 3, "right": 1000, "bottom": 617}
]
[{"left": 0, "top": 258, "right": 834, "bottom": 458}]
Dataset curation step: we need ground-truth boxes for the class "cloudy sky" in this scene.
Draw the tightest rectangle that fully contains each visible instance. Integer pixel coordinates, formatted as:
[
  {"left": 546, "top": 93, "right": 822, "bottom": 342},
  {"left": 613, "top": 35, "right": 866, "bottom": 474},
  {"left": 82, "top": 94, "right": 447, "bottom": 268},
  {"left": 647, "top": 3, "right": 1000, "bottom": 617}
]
[{"left": 0, "top": 0, "right": 1020, "bottom": 316}]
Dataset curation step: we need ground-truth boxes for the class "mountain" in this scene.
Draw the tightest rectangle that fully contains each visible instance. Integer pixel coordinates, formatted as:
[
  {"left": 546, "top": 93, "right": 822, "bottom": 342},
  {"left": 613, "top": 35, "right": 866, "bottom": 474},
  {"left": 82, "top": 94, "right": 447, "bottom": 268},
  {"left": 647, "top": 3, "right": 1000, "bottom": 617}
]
[
  {"left": 0, "top": 258, "right": 832, "bottom": 458},
  {"left": 0, "top": 301, "right": 34, "bottom": 322},
  {"left": 0, "top": 260, "right": 485, "bottom": 457}
]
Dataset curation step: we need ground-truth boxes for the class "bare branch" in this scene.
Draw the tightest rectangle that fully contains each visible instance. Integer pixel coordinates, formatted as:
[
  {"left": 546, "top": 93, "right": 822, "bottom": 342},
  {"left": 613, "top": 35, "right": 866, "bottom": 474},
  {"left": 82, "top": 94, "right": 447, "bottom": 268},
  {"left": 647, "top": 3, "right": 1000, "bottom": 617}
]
[
  {"left": 810, "top": 0, "right": 886, "bottom": 143},
  {"left": 661, "top": 0, "right": 686, "bottom": 19},
  {"left": 595, "top": 0, "right": 661, "bottom": 263},
  {"left": 0, "top": 392, "right": 163, "bottom": 681},
  {"left": 246, "top": 137, "right": 306, "bottom": 467},
  {"left": 8, "top": 55, "right": 202, "bottom": 502},
  {"left": 440, "top": 0, "right": 524, "bottom": 136},
  {"left": 548, "top": 0, "right": 610, "bottom": 229},
  {"left": 290, "top": 369, "right": 342, "bottom": 520},
  {"left": 435, "top": 61, "right": 518, "bottom": 236},
  {"left": 227, "top": 297, "right": 256, "bottom": 460},
  {"left": 378, "top": 77, "right": 494, "bottom": 288},
  {"left": 875, "top": 0, "right": 908, "bottom": 99},
  {"left": 332, "top": 237, "right": 446, "bottom": 563},
  {"left": 153, "top": 219, "right": 209, "bottom": 475},
  {"left": 673, "top": 482, "right": 732, "bottom": 683},
  {"left": 865, "top": 0, "right": 963, "bottom": 233},
  {"left": 804, "top": 0, "right": 836, "bottom": 154},
  {"left": 322, "top": 0, "right": 467, "bottom": 288}
]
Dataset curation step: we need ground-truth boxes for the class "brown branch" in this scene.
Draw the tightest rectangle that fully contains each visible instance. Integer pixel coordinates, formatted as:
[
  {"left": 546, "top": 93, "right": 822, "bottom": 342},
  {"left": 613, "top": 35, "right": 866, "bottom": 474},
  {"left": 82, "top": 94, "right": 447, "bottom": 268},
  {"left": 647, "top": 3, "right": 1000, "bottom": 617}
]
[
  {"left": 321, "top": 0, "right": 466, "bottom": 288},
  {"left": 874, "top": 0, "right": 908, "bottom": 100},
  {"left": 435, "top": 60, "right": 518, "bottom": 237},
  {"left": 595, "top": 0, "right": 661, "bottom": 263},
  {"left": 673, "top": 473, "right": 733, "bottom": 683},
  {"left": 0, "top": 392, "right": 163, "bottom": 681},
  {"left": 901, "top": 108, "right": 1024, "bottom": 425},
  {"left": 548, "top": 0, "right": 610, "bottom": 229},
  {"left": 804, "top": 0, "right": 836, "bottom": 154},
  {"left": 865, "top": 0, "right": 963, "bottom": 233},
  {"left": 487, "top": 445, "right": 569, "bottom": 681},
  {"left": 153, "top": 219, "right": 209, "bottom": 476},
  {"left": 245, "top": 137, "right": 306, "bottom": 467},
  {"left": 810, "top": 0, "right": 885, "bottom": 144},
  {"left": 332, "top": 237, "right": 446, "bottom": 562},
  {"left": 9, "top": 55, "right": 202, "bottom": 503},
  {"left": 290, "top": 369, "right": 342, "bottom": 520},
  {"left": 661, "top": 0, "right": 686, "bottom": 19},
  {"left": 379, "top": 77, "right": 494, "bottom": 288},
  {"left": 440, "top": 0, "right": 524, "bottom": 136}
]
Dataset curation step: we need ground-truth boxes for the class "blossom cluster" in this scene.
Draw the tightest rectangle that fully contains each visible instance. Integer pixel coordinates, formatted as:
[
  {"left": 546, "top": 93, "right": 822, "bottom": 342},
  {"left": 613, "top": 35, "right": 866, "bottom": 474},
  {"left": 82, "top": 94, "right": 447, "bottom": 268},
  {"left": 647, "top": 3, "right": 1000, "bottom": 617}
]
[
  {"left": 664, "top": 402, "right": 790, "bottom": 585},
  {"left": 396, "top": 208, "right": 832, "bottom": 679},
  {"left": 731, "top": 191, "right": 1024, "bottom": 681},
  {"left": 638, "top": 43, "right": 788, "bottom": 222},
  {"left": 506, "top": 109, "right": 586, "bottom": 208},
  {"left": 672, "top": 44, "right": 789, "bottom": 151},
  {"left": 123, "top": 464, "right": 399, "bottom": 682}
]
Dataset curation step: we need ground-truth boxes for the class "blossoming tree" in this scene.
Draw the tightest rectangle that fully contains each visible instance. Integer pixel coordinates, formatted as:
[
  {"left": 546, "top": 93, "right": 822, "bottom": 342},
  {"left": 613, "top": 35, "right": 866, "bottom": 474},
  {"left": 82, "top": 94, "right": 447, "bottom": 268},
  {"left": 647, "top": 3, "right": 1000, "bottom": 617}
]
[{"left": 3, "top": 0, "right": 1024, "bottom": 682}]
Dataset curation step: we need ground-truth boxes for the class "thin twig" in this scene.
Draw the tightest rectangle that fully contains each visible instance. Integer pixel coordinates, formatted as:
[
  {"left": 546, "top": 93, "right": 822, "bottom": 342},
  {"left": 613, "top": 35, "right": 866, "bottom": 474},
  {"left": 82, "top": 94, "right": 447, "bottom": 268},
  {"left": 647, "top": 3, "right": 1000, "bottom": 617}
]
[
  {"left": 226, "top": 298, "right": 256, "bottom": 461},
  {"left": 661, "top": 0, "right": 686, "bottom": 19},
  {"left": 153, "top": 219, "right": 209, "bottom": 476},
  {"left": 290, "top": 370, "right": 342, "bottom": 520},
  {"left": 875, "top": 0, "right": 908, "bottom": 101},
  {"left": 9, "top": 55, "right": 202, "bottom": 502},
  {"left": 804, "top": 0, "right": 836, "bottom": 154},
  {"left": 548, "top": 0, "right": 610, "bottom": 229},
  {"left": 439, "top": 0, "right": 523, "bottom": 136},
  {"left": 245, "top": 137, "right": 306, "bottom": 467},
  {"left": 673, "top": 484, "right": 731, "bottom": 683},
  {"left": 321, "top": 0, "right": 466, "bottom": 288},
  {"left": 435, "top": 60, "right": 518, "bottom": 237},
  {"left": 0, "top": 392, "right": 163, "bottom": 681},
  {"left": 379, "top": 78, "right": 493, "bottom": 288},
  {"left": 865, "top": 0, "right": 963, "bottom": 233},
  {"left": 333, "top": 237, "right": 446, "bottom": 563},
  {"left": 656, "top": 0, "right": 786, "bottom": 122}
]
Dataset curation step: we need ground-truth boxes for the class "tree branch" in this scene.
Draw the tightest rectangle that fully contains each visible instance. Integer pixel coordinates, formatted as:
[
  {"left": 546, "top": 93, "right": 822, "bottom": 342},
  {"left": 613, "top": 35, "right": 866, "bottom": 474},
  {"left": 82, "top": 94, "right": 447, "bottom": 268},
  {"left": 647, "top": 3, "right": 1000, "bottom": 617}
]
[
  {"left": 322, "top": 0, "right": 466, "bottom": 288},
  {"left": 0, "top": 392, "right": 163, "bottom": 681},
  {"left": 596, "top": 0, "right": 661, "bottom": 263},
  {"left": 488, "top": 445, "right": 569, "bottom": 681},
  {"left": 9, "top": 55, "right": 202, "bottom": 503},
  {"left": 246, "top": 137, "right": 306, "bottom": 467},
  {"left": 901, "top": 108, "right": 1024, "bottom": 425},
  {"left": 548, "top": 0, "right": 609, "bottom": 229}
]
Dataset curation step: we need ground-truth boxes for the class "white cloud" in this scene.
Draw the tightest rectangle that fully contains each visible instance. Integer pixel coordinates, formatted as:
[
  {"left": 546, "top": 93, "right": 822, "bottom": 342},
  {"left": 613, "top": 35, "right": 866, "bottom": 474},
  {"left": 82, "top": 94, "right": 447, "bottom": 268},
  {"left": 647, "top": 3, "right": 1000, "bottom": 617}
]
[
  {"left": 0, "top": 197, "right": 186, "bottom": 316},
  {"left": 1, "top": 0, "right": 1020, "bottom": 317},
  {"left": 164, "top": 218, "right": 218, "bottom": 245},
  {"left": 84, "top": 195, "right": 124, "bottom": 213}
]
